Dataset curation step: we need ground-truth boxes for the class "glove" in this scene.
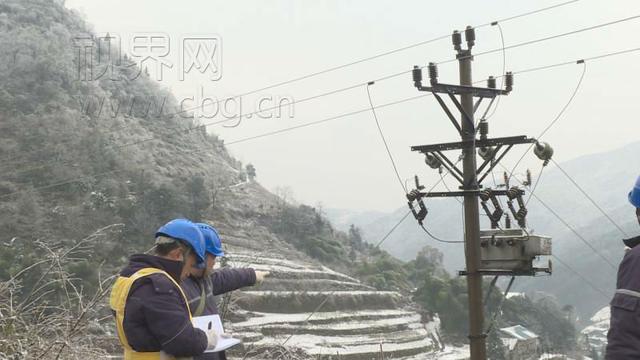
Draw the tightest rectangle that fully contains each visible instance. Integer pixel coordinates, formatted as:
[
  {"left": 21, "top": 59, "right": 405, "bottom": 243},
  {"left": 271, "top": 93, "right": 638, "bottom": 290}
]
[
  {"left": 255, "top": 270, "right": 270, "bottom": 284},
  {"left": 205, "top": 329, "right": 218, "bottom": 349}
]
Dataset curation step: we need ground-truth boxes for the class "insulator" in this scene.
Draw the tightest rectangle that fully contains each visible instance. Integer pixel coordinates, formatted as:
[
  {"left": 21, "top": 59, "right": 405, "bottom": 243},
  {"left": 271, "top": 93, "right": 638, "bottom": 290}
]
[
  {"left": 506, "top": 187, "right": 520, "bottom": 200},
  {"left": 505, "top": 214, "right": 512, "bottom": 229},
  {"left": 452, "top": 30, "right": 462, "bottom": 50},
  {"left": 414, "top": 175, "right": 425, "bottom": 190},
  {"left": 517, "top": 207, "right": 528, "bottom": 220},
  {"left": 478, "top": 146, "right": 495, "bottom": 161},
  {"left": 428, "top": 62, "right": 438, "bottom": 84},
  {"left": 479, "top": 120, "right": 489, "bottom": 139},
  {"left": 424, "top": 153, "right": 441, "bottom": 170},
  {"left": 479, "top": 189, "right": 491, "bottom": 202},
  {"left": 534, "top": 142, "right": 554, "bottom": 165},
  {"left": 465, "top": 26, "right": 476, "bottom": 48},
  {"left": 505, "top": 72, "right": 514, "bottom": 92},
  {"left": 526, "top": 169, "right": 532, "bottom": 186},
  {"left": 503, "top": 172, "right": 510, "bottom": 189},
  {"left": 491, "top": 237, "right": 504, "bottom": 247},
  {"left": 487, "top": 76, "right": 496, "bottom": 89},
  {"left": 412, "top": 65, "right": 422, "bottom": 87}
]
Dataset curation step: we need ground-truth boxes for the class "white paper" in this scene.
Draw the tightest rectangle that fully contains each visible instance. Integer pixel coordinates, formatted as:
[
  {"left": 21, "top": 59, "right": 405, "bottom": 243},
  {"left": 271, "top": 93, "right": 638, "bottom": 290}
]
[{"left": 192, "top": 314, "right": 242, "bottom": 353}]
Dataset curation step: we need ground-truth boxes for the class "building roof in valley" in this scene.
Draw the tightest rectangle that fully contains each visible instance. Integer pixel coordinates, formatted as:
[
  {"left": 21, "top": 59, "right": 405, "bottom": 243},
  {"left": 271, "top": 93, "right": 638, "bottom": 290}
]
[{"left": 499, "top": 325, "right": 539, "bottom": 341}]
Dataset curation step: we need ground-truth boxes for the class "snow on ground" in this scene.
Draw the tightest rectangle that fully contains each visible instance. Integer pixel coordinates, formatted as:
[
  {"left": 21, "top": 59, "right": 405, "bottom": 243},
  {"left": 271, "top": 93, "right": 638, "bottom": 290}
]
[
  {"left": 589, "top": 306, "right": 610, "bottom": 323},
  {"left": 240, "top": 290, "right": 400, "bottom": 296},
  {"left": 506, "top": 292, "right": 526, "bottom": 299},
  {"left": 582, "top": 306, "right": 610, "bottom": 357},
  {"left": 232, "top": 309, "right": 438, "bottom": 359},
  {"left": 232, "top": 309, "right": 416, "bottom": 328},
  {"left": 403, "top": 345, "right": 470, "bottom": 360},
  {"left": 222, "top": 251, "right": 443, "bottom": 359},
  {"left": 243, "top": 314, "right": 422, "bottom": 333},
  {"left": 538, "top": 354, "right": 582, "bottom": 360},
  {"left": 224, "top": 255, "right": 362, "bottom": 283}
]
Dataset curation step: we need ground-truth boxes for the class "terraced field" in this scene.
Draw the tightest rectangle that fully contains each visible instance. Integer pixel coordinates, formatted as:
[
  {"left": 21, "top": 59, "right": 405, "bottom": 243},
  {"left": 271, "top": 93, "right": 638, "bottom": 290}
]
[{"left": 221, "top": 247, "right": 462, "bottom": 359}]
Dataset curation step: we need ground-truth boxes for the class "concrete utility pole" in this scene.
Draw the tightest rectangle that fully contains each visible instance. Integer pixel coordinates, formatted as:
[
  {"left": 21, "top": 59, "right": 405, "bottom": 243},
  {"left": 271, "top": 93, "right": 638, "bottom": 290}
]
[
  {"left": 408, "top": 25, "right": 553, "bottom": 360},
  {"left": 457, "top": 26, "right": 487, "bottom": 360}
]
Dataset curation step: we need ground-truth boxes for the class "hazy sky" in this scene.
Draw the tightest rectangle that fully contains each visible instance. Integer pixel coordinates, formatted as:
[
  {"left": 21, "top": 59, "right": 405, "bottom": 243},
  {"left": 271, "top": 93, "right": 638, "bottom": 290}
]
[{"left": 65, "top": 0, "right": 640, "bottom": 212}]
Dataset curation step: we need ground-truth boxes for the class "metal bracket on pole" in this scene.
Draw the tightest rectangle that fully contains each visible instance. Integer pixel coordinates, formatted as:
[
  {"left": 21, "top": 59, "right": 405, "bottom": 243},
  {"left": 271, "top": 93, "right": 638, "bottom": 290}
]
[
  {"left": 411, "top": 135, "right": 535, "bottom": 154},
  {"left": 432, "top": 91, "right": 462, "bottom": 135},
  {"left": 433, "top": 151, "right": 464, "bottom": 185},
  {"left": 446, "top": 90, "right": 475, "bottom": 131},
  {"left": 476, "top": 145, "right": 513, "bottom": 184},
  {"left": 416, "top": 83, "right": 510, "bottom": 98}
]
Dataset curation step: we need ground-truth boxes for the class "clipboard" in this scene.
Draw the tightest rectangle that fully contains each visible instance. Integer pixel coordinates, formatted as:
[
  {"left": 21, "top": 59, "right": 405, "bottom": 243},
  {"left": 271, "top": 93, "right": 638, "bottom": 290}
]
[{"left": 192, "top": 314, "right": 242, "bottom": 352}]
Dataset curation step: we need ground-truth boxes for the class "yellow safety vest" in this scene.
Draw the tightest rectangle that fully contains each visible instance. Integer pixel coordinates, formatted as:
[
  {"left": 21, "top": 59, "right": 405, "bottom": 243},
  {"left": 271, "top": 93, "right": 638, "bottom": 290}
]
[{"left": 109, "top": 268, "right": 193, "bottom": 360}]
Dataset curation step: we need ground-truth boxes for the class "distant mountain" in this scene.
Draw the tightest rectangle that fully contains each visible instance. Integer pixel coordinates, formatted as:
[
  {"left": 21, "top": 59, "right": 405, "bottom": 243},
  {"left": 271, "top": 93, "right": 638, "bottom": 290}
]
[{"left": 326, "top": 141, "right": 640, "bottom": 319}]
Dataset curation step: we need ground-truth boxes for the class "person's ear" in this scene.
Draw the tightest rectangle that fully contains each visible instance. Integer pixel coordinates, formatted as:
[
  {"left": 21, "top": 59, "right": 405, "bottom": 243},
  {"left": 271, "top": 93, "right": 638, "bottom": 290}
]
[{"left": 167, "top": 247, "right": 184, "bottom": 261}]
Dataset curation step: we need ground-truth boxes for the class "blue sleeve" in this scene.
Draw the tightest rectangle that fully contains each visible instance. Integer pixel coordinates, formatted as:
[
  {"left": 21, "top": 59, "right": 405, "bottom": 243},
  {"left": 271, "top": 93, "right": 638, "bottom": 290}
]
[{"left": 209, "top": 268, "right": 256, "bottom": 296}]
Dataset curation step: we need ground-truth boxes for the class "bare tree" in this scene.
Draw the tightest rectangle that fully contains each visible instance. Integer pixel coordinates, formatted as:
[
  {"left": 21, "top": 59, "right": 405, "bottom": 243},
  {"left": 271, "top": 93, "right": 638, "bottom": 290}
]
[{"left": 0, "top": 224, "right": 124, "bottom": 360}]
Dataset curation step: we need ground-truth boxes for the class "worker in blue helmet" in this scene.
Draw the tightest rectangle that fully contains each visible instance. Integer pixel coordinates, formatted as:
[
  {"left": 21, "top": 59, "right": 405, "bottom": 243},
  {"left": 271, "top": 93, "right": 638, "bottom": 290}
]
[
  {"left": 109, "top": 219, "right": 216, "bottom": 360},
  {"left": 606, "top": 176, "right": 640, "bottom": 359},
  {"left": 181, "top": 222, "right": 270, "bottom": 360}
]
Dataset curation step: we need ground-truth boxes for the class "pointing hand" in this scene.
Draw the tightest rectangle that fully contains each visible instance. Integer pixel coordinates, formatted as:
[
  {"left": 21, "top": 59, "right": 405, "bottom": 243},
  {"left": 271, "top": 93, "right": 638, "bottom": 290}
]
[{"left": 255, "top": 270, "right": 270, "bottom": 284}]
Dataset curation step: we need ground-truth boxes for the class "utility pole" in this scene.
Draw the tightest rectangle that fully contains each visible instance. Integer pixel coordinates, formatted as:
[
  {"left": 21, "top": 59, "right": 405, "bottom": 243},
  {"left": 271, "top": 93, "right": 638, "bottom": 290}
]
[
  {"left": 406, "top": 26, "right": 553, "bottom": 360},
  {"left": 457, "top": 26, "right": 487, "bottom": 360}
]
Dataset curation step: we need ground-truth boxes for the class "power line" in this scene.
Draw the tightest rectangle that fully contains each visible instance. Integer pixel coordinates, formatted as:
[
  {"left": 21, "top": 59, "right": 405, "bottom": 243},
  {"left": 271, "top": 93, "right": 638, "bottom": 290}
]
[
  {"left": 538, "top": 61, "right": 588, "bottom": 139},
  {"left": 550, "top": 158, "right": 630, "bottom": 237},
  {"left": 502, "top": 162, "right": 618, "bottom": 270},
  {"left": 551, "top": 254, "right": 611, "bottom": 300},
  {"left": 525, "top": 164, "right": 546, "bottom": 207},
  {"left": 483, "top": 0, "right": 583, "bottom": 26},
  {"left": 438, "top": 14, "right": 640, "bottom": 65},
  {"left": 5, "top": 13, "right": 639, "bottom": 180},
  {"left": 2, "top": 0, "right": 584, "bottom": 168},
  {"left": 5, "top": 12, "right": 637, "bottom": 175},
  {"left": 366, "top": 82, "right": 408, "bottom": 194},
  {"left": 251, "top": 0, "right": 582, "bottom": 99},
  {"left": 483, "top": 23, "right": 506, "bottom": 121},
  {"left": 225, "top": 93, "right": 429, "bottom": 146},
  {"left": 4, "top": 45, "right": 640, "bottom": 200},
  {"left": 420, "top": 224, "right": 465, "bottom": 244},
  {"left": 419, "top": 158, "right": 466, "bottom": 245},
  {"left": 375, "top": 210, "right": 412, "bottom": 248},
  {"left": 377, "top": 163, "right": 464, "bottom": 248},
  {"left": 506, "top": 60, "right": 587, "bottom": 184},
  {"left": 513, "top": 46, "right": 640, "bottom": 76},
  {"left": 227, "top": 46, "right": 639, "bottom": 147},
  {"left": 279, "top": 160, "right": 469, "bottom": 351}
]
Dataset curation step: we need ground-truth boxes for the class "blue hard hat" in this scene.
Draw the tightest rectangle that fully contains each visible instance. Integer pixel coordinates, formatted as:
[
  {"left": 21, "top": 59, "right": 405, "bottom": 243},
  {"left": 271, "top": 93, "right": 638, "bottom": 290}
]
[
  {"left": 156, "top": 219, "right": 206, "bottom": 264},
  {"left": 630, "top": 176, "right": 640, "bottom": 208},
  {"left": 196, "top": 223, "right": 225, "bottom": 257}
]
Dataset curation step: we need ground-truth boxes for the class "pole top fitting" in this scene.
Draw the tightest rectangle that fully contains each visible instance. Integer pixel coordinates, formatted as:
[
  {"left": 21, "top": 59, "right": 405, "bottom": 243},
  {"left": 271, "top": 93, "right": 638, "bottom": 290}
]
[
  {"left": 452, "top": 30, "right": 462, "bottom": 51},
  {"left": 487, "top": 76, "right": 496, "bottom": 89},
  {"left": 412, "top": 65, "right": 423, "bottom": 88},
  {"left": 428, "top": 62, "right": 438, "bottom": 85},
  {"left": 465, "top": 26, "right": 476, "bottom": 49},
  {"left": 505, "top": 71, "right": 514, "bottom": 92}
]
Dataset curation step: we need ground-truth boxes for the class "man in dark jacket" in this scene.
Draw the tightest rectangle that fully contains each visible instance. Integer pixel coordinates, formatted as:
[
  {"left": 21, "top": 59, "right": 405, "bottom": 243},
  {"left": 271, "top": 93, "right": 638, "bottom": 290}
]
[
  {"left": 110, "top": 219, "right": 216, "bottom": 360},
  {"left": 606, "top": 176, "right": 640, "bottom": 359},
  {"left": 181, "top": 223, "right": 269, "bottom": 360}
]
